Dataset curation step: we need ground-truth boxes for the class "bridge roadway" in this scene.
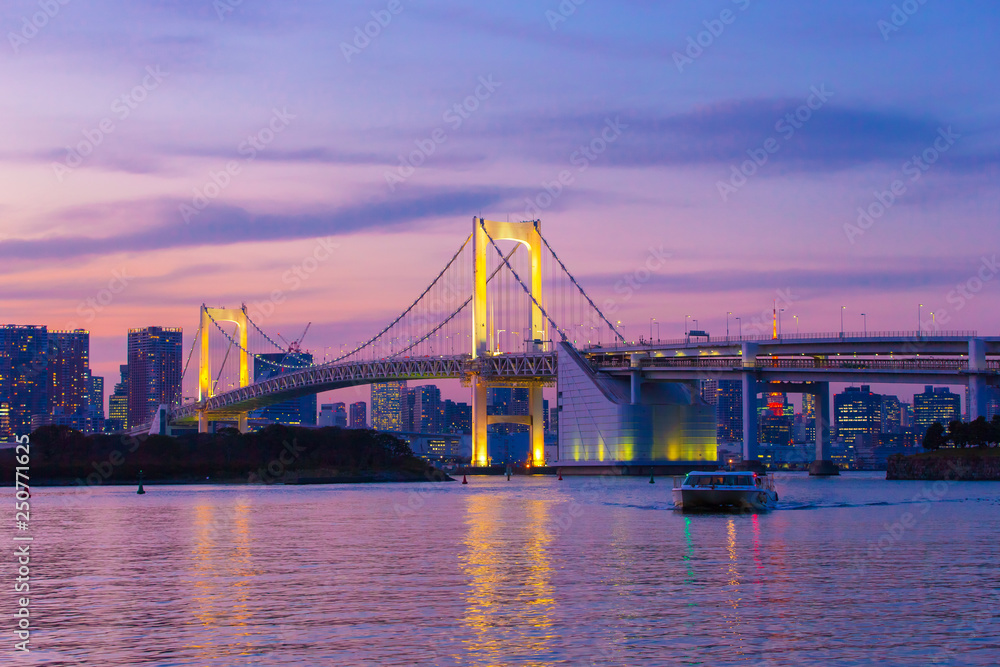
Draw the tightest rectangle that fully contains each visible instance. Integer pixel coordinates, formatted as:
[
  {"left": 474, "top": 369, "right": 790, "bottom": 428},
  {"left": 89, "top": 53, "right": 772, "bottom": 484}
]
[{"left": 168, "top": 331, "right": 999, "bottom": 425}]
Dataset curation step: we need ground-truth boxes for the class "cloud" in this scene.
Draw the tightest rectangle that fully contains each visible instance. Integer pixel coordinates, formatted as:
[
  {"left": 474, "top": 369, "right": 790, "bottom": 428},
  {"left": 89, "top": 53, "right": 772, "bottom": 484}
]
[{"left": 0, "top": 186, "right": 517, "bottom": 261}]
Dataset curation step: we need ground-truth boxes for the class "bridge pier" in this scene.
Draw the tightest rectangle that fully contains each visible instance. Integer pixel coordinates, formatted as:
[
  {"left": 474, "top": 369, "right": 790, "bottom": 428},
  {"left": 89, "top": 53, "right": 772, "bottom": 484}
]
[
  {"left": 472, "top": 378, "right": 489, "bottom": 466},
  {"left": 741, "top": 343, "right": 759, "bottom": 465},
  {"left": 809, "top": 381, "right": 839, "bottom": 476},
  {"left": 238, "top": 413, "right": 248, "bottom": 434},
  {"left": 530, "top": 385, "right": 545, "bottom": 467},
  {"left": 198, "top": 410, "right": 209, "bottom": 434},
  {"left": 969, "top": 338, "right": 989, "bottom": 421}
]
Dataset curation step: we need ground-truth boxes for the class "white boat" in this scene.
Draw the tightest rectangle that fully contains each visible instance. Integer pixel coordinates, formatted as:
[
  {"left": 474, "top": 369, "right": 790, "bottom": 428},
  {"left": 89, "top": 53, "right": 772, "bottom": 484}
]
[{"left": 672, "top": 471, "right": 778, "bottom": 511}]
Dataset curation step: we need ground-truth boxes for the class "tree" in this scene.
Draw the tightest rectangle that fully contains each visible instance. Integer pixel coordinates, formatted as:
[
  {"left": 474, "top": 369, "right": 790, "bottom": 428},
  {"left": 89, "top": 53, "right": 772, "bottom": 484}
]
[
  {"left": 948, "top": 420, "right": 970, "bottom": 448},
  {"left": 923, "top": 422, "right": 947, "bottom": 450},
  {"left": 968, "top": 416, "right": 990, "bottom": 448}
]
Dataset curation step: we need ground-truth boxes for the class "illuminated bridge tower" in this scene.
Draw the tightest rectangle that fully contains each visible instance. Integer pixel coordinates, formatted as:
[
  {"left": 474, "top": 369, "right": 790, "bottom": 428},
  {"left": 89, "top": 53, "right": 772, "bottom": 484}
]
[
  {"left": 471, "top": 217, "right": 547, "bottom": 467},
  {"left": 198, "top": 305, "right": 251, "bottom": 433}
]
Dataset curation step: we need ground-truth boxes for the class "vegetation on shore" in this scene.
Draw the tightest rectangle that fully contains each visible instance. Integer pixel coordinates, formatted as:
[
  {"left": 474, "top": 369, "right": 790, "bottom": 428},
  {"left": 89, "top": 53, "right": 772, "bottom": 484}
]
[
  {"left": 921, "top": 416, "right": 1000, "bottom": 450},
  {"left": 2, "top": 424, "right": 449, "bottom": 485}
]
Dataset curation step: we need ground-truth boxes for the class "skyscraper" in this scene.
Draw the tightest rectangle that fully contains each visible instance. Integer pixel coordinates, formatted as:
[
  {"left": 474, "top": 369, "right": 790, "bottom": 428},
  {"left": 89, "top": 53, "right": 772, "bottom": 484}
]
[
  {"left": 47, "top": 329, "right": 89, "bottom": 419},
  {"left": 913, "top": 386, "right": 961, "bottom": 434},
  {"left": 0, "top": 325, "right": 49, "bottom": 437},
  {"left": 881, "top": 395, "right": 902, "bottom": 434},
  {"left": 715, "top": 380, "right": 742, "bottom": 442},
  {"left": 410, "top": 385, "right": 443, "bottom": 433},
  {"left": 251, "top": 352, "right": 317, "bottom": 425},
  {"left": 349, "top": 401, "right": 366, "bottom": 428},
  {"left": 835, "top": 385, "right": 882, "bottom": 443},
  {"left": 88, "top": 372, "right": 105, "bottom": 433},
  {"left": 372, "top": 381, "right": 405, "bottom": 431},
  {"left": 126, "top": 327, "right": 182, "bottom": 428},
  {"left": 107, "top": 364, "right": 128, "bottom": 431}
]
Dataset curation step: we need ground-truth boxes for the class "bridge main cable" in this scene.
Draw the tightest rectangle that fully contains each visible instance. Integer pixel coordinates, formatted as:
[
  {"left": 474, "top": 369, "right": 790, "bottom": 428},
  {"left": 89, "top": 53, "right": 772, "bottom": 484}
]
[{"left": 538, "top": 230, "right": 625, "bottom": 344}]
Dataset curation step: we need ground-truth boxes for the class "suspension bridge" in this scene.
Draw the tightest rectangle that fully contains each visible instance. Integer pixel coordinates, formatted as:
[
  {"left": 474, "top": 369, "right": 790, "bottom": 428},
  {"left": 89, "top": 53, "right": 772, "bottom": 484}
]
[
  {"left": 167, "top": 218, "right": 623, "bottom": 467},
  {"left": 147, "top": 216, "right": 1000, "bottom": 475}
]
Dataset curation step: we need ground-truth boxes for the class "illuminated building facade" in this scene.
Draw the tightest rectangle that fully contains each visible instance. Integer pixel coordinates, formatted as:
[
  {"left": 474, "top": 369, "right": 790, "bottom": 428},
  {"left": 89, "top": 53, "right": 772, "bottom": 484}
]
[
  {"left": 349, "top": 401, "right": 366, "bottom": 428},
  {"left": 834, "top": 385, "right": 882, "bottom": 443},
  {"left": 913, "top": 386, "right": 961, "bottom": 434},
  {"left": 715, "top": 380, "right": 742, "bottom": 442},
  {"left": 372, "top": 381, "right": 405, "bottom": 431},
  {"left": 47, "top": 329, "right": 90, "bottom": 420},
  {"left": 0, "top": 325, "right": 49, "bottom": 437}
]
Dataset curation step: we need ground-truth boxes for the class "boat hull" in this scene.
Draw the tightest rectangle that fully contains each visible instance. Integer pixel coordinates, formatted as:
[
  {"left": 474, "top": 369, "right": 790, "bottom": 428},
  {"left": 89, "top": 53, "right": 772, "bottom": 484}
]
[{"left": 672, "top": 487, "right": 777, "bottom": 511}]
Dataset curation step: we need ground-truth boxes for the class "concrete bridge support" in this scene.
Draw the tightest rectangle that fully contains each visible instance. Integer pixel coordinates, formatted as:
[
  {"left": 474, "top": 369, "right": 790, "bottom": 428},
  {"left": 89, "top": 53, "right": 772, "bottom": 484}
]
[
  {"left": 741, "top": 343, "right": 759, "bottom": 464},
  {"left": 809, "top": 381, "right": 838, "bottom": 476},
  {"left": 969, "top": 338, "right": 990, "bottom": 421}
]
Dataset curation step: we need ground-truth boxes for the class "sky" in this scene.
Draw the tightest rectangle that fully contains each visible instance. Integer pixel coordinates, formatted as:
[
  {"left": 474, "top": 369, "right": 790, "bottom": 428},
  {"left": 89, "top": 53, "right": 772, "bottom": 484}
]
[{"left": 1, "top": 0, "right": 998, "bottom": 410}]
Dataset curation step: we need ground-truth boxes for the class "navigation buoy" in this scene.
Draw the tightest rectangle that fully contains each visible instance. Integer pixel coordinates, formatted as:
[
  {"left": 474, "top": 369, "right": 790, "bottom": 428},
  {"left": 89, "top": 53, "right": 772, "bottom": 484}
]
[
  {"left": 462, "top": 475, "right": 468, "bottom": 485},
  {"left": 137, "top": 470, "right": 146, "bottom": 495},
  {"left": 649, "top": 472, "right": 655, "bottom": 484},
  {"left": 558, "top": 472, "right": 563, "bottom": 480}
]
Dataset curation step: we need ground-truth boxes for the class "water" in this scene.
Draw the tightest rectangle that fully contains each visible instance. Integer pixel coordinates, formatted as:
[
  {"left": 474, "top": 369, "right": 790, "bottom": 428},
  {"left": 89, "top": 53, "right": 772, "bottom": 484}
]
[{"left": 7, "top": 473, "right": 1000, "bottom": 666}]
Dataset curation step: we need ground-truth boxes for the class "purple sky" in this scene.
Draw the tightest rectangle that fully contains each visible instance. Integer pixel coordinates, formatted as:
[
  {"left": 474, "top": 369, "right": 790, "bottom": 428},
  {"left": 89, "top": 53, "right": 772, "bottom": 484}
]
[{"left": 1, "top": 0, "right": 998, "bottom": 410}]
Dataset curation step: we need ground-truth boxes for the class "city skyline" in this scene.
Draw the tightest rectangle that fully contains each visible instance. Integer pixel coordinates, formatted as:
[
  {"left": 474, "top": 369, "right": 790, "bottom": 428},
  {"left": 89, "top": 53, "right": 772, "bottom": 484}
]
[{"left": 1, "top": 1, "right": 997, "bottom": 396}]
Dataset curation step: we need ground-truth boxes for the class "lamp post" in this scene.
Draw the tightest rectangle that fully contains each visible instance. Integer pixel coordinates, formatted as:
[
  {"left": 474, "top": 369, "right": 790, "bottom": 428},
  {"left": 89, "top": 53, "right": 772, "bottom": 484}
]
[
  {"left": 861, "top": 313, "right": 867, "bottom": 335},
  {"left": 736, "top": 317, "right": 742, "bottom": 339},
  {"left": 727, "top": 312, "right": 732, "bottom": 338},
  {"left": 650, "top": 317, "right": 656, "bottom": 341},
  {"left": 840, "top": 305, "right": 846, "bottom": 336},
  {"left": 918, "top": 304, "right": 923, "bottom": 333},
  {"left": 931, "top": 311, "right": 936, "bottom": 329},
  {"left": 685, "top": 314, "right": 691, "bottom": 335},
  {"left": 778, "top": 308, "right": 785, "bottom": 337},
  {"left": 793, "top": 314, "right": 799, "bottom": 335}
]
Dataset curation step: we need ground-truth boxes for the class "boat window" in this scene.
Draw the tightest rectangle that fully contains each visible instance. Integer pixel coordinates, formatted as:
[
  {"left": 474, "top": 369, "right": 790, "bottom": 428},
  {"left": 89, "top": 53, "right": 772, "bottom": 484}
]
[{"left": 724, "top": 476, "right": 737, "bottom": 485}]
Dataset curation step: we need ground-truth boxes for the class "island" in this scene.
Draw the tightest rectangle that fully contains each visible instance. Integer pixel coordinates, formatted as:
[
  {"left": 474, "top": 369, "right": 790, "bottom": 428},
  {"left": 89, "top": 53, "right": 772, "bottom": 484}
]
[
  {"left": 2, "top": 424, "right": 452, "bottom": 486},
  {"left": 887, "top": 416, "right": 1000, "bottom": 480}
]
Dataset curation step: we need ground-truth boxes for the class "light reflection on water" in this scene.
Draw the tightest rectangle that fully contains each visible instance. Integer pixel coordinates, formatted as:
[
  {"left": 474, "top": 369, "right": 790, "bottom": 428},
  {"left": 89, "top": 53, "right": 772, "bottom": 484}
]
[{"left": 8, "top": 473, "right": 1000, "bottom": 666}]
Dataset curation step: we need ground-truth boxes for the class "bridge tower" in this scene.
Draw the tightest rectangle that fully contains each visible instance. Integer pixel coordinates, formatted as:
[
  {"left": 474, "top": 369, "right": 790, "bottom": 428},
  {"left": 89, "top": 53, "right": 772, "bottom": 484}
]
[
  {"left": 471, "top": 217, "right": 547, "bottom": 467},
  {"left": 198, "top": 305, "right": 251, "bottom": 433}
]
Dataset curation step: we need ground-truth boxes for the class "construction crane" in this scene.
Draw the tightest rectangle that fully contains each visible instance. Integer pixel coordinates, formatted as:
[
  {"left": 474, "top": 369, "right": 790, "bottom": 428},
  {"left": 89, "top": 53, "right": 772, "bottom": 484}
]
[{"left": 278, "top": 322, "right": 311, "bottom": 354}]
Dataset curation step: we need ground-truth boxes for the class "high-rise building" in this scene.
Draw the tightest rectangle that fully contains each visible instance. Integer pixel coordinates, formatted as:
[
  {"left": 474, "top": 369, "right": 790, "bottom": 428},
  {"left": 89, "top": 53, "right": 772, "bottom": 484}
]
[
  {"left": 410, "top": 385, "right": 443, "bottom": 433},
  {"left": 251, "top": 353, "right": 317, "bottom": 426},
  {"left": 835, "top": 385, "right": 882, "bottom": 443},
  {"left": 318, "top": 402, "right": 347, "bottom": 427},
  {"left": 126, "top": 327, "right": 183, "bottom": 428},
  {"left": 716, "top": 380, "right": 742, "bottom": 442},
  {"left": 913, "top": 386, "right": 961, "bottom": 434},
  {"left": 88, "top": 373, "right": 104, "bottom": 420},
  {"left": 988, "top": 387, "right": 1000, "bottom": 421},
  {"left": 802, "top": 393, "right": 816, "bottom": 420},
  {"left": 444, "top": 400, "right": 471, "bottom": 434},
  {"left": 701, "top": 379, "right": 719, "bottom": 406},
  {"left": 372, "top": 381, "right": 405, "bottom": 431},
  {"left": 107, "top": 364, "right": 128, "bottom": 431},
  {"left": 349, "top": 401, "right": 366, "bottom": 428},
  {"left": 0, "top": 325, "right": 49, "bottom": 437},
  {"left": 47, "top": 329, "right": 90, "bottom": 421},
  {"left": 881, "top": 395, "right": 902, "bottom": 434}
]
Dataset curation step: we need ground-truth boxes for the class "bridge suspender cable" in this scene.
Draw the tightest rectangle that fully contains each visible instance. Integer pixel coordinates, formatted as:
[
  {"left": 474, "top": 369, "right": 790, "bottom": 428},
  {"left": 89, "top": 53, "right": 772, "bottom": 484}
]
[
  {"left": 203, "top": 309, "right": 311, "bottom": 371},
  {"left": 181, "top": 323, "right": 201, "bottom": 381},
  {"left": 479, "top": 221, "right": 568, "bottom": 343},
  {"left": 538, "top": 230, "right": 625, "bottom": 344},
  {"left": 323, "top": 233, "right": 474, "bottom": 364},
  {"left": 389, "top": 244, "right": 521, "bottom": 358}
]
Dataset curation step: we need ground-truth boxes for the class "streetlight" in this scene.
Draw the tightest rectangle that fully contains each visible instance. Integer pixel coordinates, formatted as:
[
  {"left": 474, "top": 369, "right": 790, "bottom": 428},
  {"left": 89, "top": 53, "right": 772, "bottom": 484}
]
[
  {"left": 685, "top": 314, "right": 691, "bottom": 335},
  {"left": 861, "top": 313, "right": 867, "bottom": 335},
  {"left": 650, "top": 317, "right": 656, "bottom": 341},
  {"left": 727, "top": 312, "right": 732, "bottom": 338},
  {"left": 778, "top": 308, "right": 785, "bottom": 337},
  {"left": 840, "top": 305, "right": 846, "bottom": 336},
  {"left": 793, "top": 314, "right": 799, "bottom": 335},
  {"left": 918, "top": 304, "right": 923, "bottom": 333},
  {"left": 930, "top": 312, "right": 936, "bottom": 329},
  {"left": 736, "top": 317, "right": 742, "bottom": 339}
]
